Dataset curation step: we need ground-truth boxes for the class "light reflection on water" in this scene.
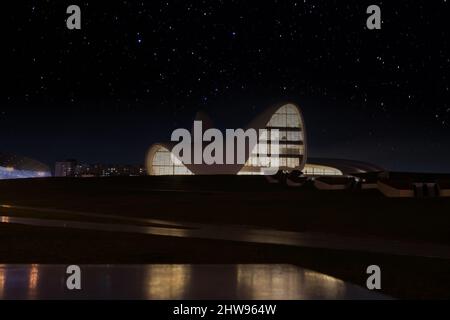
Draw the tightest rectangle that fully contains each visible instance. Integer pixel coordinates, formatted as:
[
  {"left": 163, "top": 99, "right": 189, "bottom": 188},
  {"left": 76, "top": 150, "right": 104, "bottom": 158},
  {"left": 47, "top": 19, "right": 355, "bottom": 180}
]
[
  {"left": 0, "top": 264, "right": 387, "bottom": 299},
  {"left": 27, "top": 264, "right": 39, "bottom": 299},
  {"left": 0, "top": 265, "right": 5, "bottom": 298},
  {"left": 144, "top": 265, "right": 191, "bottom": 299},
  {"left": 0, "top": 214, "right": 389, "bottom": 299},
  {"left": 236, "top": 265, "right": 346, "bottom": 299},
  {"left": 0, "top": 264, "right": 42, "bottom": 299}
]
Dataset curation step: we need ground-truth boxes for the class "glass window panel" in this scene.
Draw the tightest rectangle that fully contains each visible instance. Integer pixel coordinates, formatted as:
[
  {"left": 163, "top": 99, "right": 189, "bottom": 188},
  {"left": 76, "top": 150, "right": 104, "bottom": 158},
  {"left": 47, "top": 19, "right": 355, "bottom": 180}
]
[
  {"left": 270, "top": 143, "right": 281, "bottom": 155},
  {"left": 287, "top": 131, "right": 301, "bottom": 141},
  {"left": 258, "top": 143, "right": 268, "bottom": 155},
  {"left": 286, "top": 115, "right": 300, "bottom": 127},
  {"left": 285, "top": 104, "right": 297, "bottom": 114},
  {"left": 286, "top": 158, "right": 300, "bottom": 168}
]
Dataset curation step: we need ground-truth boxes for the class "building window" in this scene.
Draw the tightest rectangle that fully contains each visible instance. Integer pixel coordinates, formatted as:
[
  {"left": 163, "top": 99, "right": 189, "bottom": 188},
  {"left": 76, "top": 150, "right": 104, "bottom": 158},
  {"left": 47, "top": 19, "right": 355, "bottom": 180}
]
[
  {"left": 150, "top": 146, "right": 193, "bottom": 175},
  {"left": 239, "top": 104, "right": 305, "bottom": 174}
]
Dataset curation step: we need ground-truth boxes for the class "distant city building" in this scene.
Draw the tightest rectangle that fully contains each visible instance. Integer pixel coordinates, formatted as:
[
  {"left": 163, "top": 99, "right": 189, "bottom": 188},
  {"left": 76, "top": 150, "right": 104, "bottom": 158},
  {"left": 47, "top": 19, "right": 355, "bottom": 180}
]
[
  {"left": 54, "top": 159, "right": 77, "bottom": 177},
  {"left": 74, "top": 162, "right": 95, "bottom": 177},
  {"left": 0, "top": 153, "right": 51, "bottom": 179},
  {"left": 55, "top": 160, "right": 145, "bottom": 177}
]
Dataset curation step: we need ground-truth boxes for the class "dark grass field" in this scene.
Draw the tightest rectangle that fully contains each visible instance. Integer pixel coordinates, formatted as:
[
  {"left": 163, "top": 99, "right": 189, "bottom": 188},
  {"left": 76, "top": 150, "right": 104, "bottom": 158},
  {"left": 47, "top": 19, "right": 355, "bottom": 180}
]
[
  {"left": 1, "top": 176, "right": 450, "bottom": 244},
  {"left": 1, "top": 176, "right": 450, "bottom": 299}
]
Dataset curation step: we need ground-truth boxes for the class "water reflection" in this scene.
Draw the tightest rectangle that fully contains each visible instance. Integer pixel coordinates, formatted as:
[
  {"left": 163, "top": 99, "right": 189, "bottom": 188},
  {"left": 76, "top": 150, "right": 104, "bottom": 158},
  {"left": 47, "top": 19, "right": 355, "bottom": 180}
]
[
  {"left": 0, "top": 265, "right": 5, "bottom": 298},
  {"left": 0, "top": 264, "right": 388, "bottom": 299},
  {"left": 145, "top": 265, "right": 191, "bottom": 299},
  {"left": 0, "top": 264, "right": 42, "bottom": 299},
  {"left": 236, "top": 265, "right": 346, "bottom": 299},
  {"left": 237, "top": 264, "right": 301, "bottom": 299},
  {"left": 27, "top": 264, "right": 39, "bottom": 299}
]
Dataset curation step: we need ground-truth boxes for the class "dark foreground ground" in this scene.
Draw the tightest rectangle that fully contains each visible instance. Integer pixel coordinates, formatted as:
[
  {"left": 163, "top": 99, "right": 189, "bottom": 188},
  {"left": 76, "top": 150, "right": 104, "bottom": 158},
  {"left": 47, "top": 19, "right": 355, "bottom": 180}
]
[
  {"left": 1, "top": 175, "right": 449, "bottom": 243},
  {"left": 0, "top": 176, "right": 450, "bottom": 299}
]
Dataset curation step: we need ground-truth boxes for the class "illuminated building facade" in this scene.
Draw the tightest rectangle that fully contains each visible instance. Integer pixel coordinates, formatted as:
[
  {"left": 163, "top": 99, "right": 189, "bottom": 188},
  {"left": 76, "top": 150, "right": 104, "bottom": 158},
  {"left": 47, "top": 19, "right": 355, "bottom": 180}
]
[
  {"left": 147, "top": 102, "right": 383, "bottom": 177},
  {"left": 0, "top": 153, "right": 51, "bottom": 179},
  {"left": 147, "top": 103, "right": 307, "bottom": 175}
]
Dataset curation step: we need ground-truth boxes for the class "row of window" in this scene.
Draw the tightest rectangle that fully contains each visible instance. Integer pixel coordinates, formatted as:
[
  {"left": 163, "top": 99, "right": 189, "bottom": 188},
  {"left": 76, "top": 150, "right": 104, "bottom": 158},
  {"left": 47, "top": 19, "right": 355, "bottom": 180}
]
[
  {"left": 151, "top": 149, "right": 193, "bottom": 175},
  {"left": 303, "top": 165, "right": 342, "bottom": 176},
  {"left": 152, "top": 166, "right": 193, "bottom": 175},
  {"left": 245, "top": 155, "right": 301, "bottom": 168},
  {"left": 250, "top": 143, "right": 305, "bottom": 156},
  {"left": 259, "top": 130, "right": 303, "bottom": 142},
  {"left": 266, "top": 104, "right": 302, "bottom": 128}
]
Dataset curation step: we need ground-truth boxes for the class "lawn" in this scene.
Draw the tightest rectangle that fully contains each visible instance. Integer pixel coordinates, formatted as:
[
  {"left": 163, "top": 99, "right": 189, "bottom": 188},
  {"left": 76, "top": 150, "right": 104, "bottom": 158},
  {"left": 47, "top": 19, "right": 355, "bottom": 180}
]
[{"left": 0, "top": 176, "right": 449, "bottom": 244}]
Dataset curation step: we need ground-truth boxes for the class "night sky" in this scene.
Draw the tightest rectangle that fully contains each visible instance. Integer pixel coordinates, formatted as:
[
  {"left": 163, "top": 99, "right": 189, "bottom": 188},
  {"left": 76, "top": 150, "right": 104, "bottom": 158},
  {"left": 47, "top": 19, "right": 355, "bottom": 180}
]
[{"left": 3, "top": 1, "right": 450, "bottom": 172}]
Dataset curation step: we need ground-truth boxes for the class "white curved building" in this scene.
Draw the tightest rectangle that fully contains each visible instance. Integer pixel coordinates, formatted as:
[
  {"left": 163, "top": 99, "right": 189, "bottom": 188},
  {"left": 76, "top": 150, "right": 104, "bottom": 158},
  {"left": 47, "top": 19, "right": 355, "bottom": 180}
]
[
  {"left": 146, "top": 102, "right": 383, "bottom": 176},
  {"left": 147, "top": 103, "right": 307, "bottom": 175}
]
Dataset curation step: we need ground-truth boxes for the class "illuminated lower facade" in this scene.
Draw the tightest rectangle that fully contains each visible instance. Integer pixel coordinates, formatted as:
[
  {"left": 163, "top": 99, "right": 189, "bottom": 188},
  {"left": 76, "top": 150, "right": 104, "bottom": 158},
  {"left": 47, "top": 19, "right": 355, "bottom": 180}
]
[
  {"left": 146, "top": 102, "right": 383, "bottom": 177},
  {"left": 0, "top": 153, "right": 51, "bottom": 180},
  {"left": 149, "top": 145, "right": 194, "bottom": 176},
  {"left": 303, "top": 164, "right": 343, "bottom": 176}
]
